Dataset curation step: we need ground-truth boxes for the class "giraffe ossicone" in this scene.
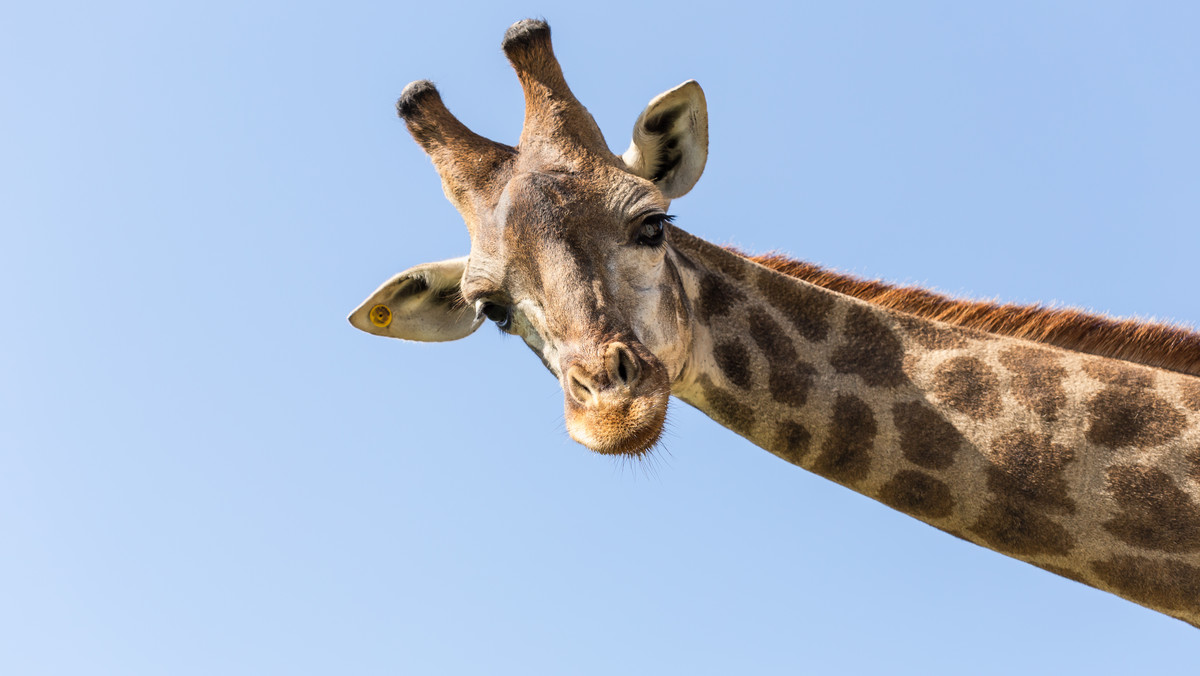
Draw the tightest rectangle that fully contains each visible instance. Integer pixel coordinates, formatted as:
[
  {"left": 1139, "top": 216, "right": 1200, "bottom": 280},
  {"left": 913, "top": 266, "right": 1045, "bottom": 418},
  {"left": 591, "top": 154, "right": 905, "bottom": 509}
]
[{"left": 348, "top": 19, "right": 1200, "bottom": 627}]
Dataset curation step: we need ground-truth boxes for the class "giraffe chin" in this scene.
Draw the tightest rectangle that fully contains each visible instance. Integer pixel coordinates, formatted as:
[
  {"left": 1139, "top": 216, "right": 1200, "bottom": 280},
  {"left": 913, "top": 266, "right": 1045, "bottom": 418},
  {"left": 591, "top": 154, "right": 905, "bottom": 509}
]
[{"left": 563, "top": 389, "right": 670, "bottom": 457}]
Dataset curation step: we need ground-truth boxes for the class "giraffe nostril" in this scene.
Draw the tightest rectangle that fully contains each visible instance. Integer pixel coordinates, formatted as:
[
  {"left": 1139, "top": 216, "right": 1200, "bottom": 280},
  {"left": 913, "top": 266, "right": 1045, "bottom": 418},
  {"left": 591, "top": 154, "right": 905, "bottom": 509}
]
[
  {"left": 607, "top": 343, "right": 641, "bottom": 388},
  {"left": 567, "top": 366, "right": 600, "bottom": 408}
]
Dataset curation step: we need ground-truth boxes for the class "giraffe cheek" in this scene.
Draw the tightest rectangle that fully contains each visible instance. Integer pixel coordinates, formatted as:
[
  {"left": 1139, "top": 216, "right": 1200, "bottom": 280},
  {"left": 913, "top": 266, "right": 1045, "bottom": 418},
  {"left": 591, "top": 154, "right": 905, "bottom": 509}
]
[
  {"left": 638, "top": 327, "right": 688, "bottom": 383},
  {"left": 634, "top": 302, "right": 692, "bottom": 384}
]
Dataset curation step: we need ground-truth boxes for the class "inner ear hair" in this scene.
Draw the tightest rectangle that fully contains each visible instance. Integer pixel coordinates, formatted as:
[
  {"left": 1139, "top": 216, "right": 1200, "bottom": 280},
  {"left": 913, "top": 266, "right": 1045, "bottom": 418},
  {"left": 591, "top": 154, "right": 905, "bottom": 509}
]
[
  {"left": 623, "top": 80, "right": 708, "bottom": 199},
  {"left": 395, "top": 256, "right": 471, "bottom": 308},
  {"left": 641, "top": 104, "right": 688, "bottom": 181},
  {"left": 396, "top": 275, "right": 430, "bottom": 298}
]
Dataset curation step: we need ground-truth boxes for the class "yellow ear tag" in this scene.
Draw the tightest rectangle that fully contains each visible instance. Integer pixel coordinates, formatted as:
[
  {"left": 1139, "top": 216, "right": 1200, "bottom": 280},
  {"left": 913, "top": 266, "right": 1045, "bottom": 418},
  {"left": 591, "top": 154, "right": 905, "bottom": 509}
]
[{"left": 369, "top": 304, "right": 392, "bottom": 327}]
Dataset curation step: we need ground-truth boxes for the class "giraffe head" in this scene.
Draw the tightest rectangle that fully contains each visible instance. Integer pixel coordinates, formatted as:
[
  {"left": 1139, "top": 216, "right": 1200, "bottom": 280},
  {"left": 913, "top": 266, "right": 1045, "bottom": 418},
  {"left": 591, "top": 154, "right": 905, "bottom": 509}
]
[{"left": 349, "top": 20, "right": 709, "bottom": 456}]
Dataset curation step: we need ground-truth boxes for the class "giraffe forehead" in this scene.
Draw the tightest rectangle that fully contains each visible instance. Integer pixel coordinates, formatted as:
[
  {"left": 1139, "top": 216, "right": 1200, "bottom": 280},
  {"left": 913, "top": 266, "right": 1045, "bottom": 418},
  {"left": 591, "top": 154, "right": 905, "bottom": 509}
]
[
  {"left": 491, "top": 164, "right": 658, "bottom": 226},
  {"left": 471, "top": 169, "right": 658, "bottom": 272}
]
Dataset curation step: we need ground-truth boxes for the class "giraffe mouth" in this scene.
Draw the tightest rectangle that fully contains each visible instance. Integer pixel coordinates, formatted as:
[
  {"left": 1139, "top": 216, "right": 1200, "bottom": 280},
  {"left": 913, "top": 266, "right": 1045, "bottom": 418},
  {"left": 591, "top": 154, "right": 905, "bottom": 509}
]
[
  {"left": 560, "top": 355, "right": 672, "bottom": 458},
  {"left": 556, "top": 339, "right": 672, "bottom": 457},
  {"left": 563, "top": 386, "right": 671, "bottom": 457}
]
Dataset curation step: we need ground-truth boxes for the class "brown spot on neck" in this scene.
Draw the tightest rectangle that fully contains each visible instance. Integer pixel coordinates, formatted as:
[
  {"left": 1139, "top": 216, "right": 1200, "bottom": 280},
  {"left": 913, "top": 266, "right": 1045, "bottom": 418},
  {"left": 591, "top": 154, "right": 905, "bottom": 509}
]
[
  {"left": 878, "top": 470, "right": 955, "bottom": 519},
  {"left": 933, "top": 356, "right": 1001, "bottom": 420},
  {"left": 830, "top": 307, "right": 908, "bottom": 388},
  {"left": 773, "top": 421, "right": 812, "bottom": 466},
  {"left": 985, "top": 430, "right": 1076, "bottom": 515},
  {"left": 892, "top": 401, "right": 963, "bottom": 470},
  {"left": 713, "top": 339, "right": 752, "bottom": 390},
  {"left": 747, "top": 307, "right": 796, "bottom": 363},
  {"left": 812, "top": 394, "right": 875, "bottom": 485},
  {"left": 894, "top": 314, "right": 970, "bottom": 350},
  {"left": 964, "top": 432, "right": 1080, "bottom": 557},
  {"left": 768, "top": 363, "right": 816, "bottom": 409},
  {"left": 747, "top": 307, "right": 816, "bottom": 408},
  {"left": 969, "top": 432, "right": 1078, "bottom": 555},
  {"left": 1104, "top": 465, "right": 1200, "bottom": 553},
  {"left": 753, "top": 268, "right": 834, "bottom": 343},
  {"left": 696, "top": 273, "right": 744, "bottom": 325},
  {"left": 1083, "top": 359, "right": 1155, "bottom": 389},
  {"left": 969, "top": 500, "right": 1074, "bottom": 557},
  {"left": 999, "top": 346, "right": 1067, "bottom": 421},
  {"left": 1086, "top": 385, "right": 1185, "bottom": 449},
  {"left": 1091, "top": 555, "right": 1200, "bottom": 613}
]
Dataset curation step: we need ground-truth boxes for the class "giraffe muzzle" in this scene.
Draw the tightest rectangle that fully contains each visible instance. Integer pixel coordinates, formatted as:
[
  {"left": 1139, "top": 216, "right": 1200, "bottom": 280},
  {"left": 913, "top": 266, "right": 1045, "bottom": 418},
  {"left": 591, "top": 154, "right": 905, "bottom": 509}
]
[
  {"left": 560, "top": 341, "right": 670, "bottom": 456},
  {"left": 565, "top": 342, "right": 641, "bottom": 406}
]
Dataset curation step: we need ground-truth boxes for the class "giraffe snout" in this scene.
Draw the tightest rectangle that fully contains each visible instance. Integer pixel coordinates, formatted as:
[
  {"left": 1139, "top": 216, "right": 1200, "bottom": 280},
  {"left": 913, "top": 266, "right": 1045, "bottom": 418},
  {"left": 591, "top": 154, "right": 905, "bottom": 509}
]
[
  {"left": 559, "top": 341, "right": 669, "bottom": 456},
  {"left": 564, "top": 342, "right": 644, "bottom": 408}
]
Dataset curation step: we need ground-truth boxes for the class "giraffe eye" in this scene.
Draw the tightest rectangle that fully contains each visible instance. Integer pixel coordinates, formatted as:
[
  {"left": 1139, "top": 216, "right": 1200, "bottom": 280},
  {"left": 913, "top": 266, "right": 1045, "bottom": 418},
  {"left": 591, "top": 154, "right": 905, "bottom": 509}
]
[
  {"left": 479, "top": 302, "right": 511, "bottom": 329},
  {"left": 634, "top": 214, "right": 672, "bottom": 247}
]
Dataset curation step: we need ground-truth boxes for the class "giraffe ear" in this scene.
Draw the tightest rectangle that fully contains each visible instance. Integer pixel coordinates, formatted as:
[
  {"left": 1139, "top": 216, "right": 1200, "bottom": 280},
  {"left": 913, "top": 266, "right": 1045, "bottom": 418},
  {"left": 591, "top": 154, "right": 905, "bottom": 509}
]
[
  {"left": 348, "top": 256, "right": 483, "bottom": 342},
  {"left": 621, "top": 80, "right": 708, "bottom": 199}
]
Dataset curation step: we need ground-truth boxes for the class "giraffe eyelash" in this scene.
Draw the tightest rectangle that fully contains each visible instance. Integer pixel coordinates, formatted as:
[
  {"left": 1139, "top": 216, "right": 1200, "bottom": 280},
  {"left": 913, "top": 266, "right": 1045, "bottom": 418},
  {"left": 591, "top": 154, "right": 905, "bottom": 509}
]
[{"left": 633, "top": 213, "right": 674, "bottom": 247}]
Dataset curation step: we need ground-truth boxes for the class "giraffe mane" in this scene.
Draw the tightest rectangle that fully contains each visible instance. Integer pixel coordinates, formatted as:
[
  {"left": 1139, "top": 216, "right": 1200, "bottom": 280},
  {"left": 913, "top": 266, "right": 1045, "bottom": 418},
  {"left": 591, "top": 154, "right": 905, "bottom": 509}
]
[{"left": 734, "top": 249, "right": 1200, "bottom": 378}]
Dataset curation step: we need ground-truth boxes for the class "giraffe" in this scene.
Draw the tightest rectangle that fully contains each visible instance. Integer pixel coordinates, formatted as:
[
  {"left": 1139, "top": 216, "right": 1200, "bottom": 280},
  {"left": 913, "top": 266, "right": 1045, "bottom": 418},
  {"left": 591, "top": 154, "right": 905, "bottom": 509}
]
[{"left": 348, "top": 19, "right": 1200, "bottom": 626}]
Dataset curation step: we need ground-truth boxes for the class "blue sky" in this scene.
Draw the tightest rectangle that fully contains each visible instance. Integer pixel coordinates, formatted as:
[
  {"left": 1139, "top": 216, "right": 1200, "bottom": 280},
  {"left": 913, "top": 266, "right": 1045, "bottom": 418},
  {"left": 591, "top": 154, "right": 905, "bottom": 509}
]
[{"left": 3, "top": 2, "right": 1199, "bottom": 674}]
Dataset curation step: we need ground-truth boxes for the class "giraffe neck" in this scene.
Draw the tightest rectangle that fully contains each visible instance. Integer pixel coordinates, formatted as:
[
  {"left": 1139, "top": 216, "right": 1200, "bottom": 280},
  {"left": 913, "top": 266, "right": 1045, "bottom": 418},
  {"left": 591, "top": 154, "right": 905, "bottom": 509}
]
[{"left": 665, "top": 226, "right": 1200, "bottom": 627}]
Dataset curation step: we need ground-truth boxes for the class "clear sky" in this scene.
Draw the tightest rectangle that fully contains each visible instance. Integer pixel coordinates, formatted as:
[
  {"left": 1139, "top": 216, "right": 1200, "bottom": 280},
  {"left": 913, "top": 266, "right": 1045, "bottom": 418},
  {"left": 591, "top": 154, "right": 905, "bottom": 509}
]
[{"left": 3, "top": 2, "right": 1200, "bottom": 674}]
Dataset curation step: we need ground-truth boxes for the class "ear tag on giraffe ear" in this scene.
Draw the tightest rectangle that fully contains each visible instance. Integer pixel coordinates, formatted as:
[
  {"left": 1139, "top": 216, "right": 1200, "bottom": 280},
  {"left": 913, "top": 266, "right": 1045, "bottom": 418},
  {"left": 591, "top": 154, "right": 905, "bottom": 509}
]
[{"left": 369, "top": 304, "right": 392, "bottom": 328}]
